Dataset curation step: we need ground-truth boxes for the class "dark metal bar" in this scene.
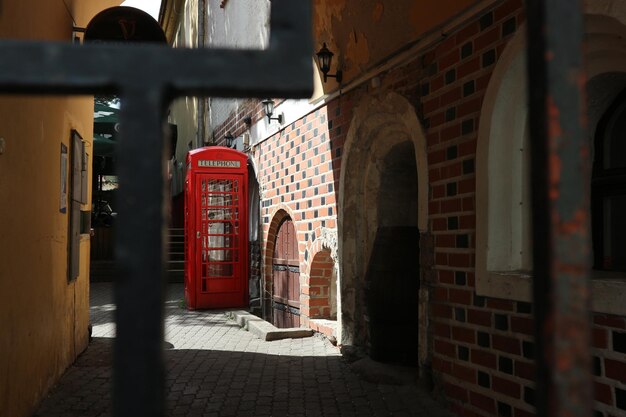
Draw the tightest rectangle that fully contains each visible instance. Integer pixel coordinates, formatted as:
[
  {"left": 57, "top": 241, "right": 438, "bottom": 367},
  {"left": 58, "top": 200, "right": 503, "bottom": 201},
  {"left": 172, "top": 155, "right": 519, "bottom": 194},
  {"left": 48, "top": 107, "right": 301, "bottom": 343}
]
[
  {"left": 526, "top": 1, "right": 593, "bottom": 417},
  {"left": 0, "top": 43, "right": 311, "bottom": 98},
  {"left": 0, "top": 2, "right": 312, "bottom": 98},
  {"left": 113, "top": 86, "right": 167, "bottom": 417},
  {"left": 0, "top": 1, "right": 311, "bottom": 415}
]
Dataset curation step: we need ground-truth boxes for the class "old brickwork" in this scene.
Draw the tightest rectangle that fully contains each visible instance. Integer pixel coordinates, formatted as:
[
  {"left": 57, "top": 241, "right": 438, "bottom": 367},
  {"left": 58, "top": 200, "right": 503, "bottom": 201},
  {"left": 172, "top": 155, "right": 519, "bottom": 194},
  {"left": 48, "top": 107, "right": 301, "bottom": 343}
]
[
  {"left": 254, "top": 105, "right": 342, "bottom": 332},
  {"left": 213, "top": 1, "right": 626, "bottom": 415}
]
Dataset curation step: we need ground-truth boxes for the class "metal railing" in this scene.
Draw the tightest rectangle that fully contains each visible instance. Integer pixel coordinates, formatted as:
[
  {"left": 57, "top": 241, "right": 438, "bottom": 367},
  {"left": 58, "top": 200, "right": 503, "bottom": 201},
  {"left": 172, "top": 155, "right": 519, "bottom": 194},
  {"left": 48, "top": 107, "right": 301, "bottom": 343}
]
[
  {"left": 0, "top": 2, "right": 311, "bottom": 416},
  {"left": 0, "top": 0, "right": 596, "bottom": 416}
]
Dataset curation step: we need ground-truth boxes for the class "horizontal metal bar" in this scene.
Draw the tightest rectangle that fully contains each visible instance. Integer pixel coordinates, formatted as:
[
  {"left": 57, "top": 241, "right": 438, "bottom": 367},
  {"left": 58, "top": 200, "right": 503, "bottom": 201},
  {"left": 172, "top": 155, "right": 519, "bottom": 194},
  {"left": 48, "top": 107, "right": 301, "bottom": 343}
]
[
  {"left": 0, "top": 0, "right": 312, "bottom": 98},
  {"left": 0, "top": 43, "right": 312, "bottom": 97}
]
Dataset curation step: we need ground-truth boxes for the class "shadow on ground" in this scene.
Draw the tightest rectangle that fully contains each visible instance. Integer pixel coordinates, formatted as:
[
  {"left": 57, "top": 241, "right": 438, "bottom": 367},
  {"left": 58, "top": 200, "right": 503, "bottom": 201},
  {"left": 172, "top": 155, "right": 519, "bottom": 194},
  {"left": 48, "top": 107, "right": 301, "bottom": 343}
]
[{"left": 34, "top": 337, "right": 451, "bottom": 417}]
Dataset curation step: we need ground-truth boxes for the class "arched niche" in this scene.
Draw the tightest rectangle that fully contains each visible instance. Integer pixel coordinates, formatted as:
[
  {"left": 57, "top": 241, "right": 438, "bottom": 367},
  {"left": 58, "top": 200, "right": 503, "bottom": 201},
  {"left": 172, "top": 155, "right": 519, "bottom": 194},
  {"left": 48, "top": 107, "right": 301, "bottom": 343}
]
[{"left": 338, "top": 91, "right": 428, "bottom": 355}]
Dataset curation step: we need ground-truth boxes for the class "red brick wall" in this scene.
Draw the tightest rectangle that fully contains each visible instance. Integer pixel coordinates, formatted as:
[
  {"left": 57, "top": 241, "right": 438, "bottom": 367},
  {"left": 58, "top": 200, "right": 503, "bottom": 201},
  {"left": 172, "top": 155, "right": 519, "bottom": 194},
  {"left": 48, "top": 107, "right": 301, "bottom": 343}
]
[
  {"left": 409, "top": 1, "right": 626, "bottom": 416},
  {"left": 421, "top": 1, "right": 534, "bottom": 416},
  {"left": 306, "top": 250, "right": 333, "bottom": 319},
  {"left": 215, "top": 1, "right": 626, "bottom": 415},
  {"left": 254, "top": 107, "right": 341, "bottom": 324},
  {"left": 593, "top": 314, "right": 626, "bottom": 415}
]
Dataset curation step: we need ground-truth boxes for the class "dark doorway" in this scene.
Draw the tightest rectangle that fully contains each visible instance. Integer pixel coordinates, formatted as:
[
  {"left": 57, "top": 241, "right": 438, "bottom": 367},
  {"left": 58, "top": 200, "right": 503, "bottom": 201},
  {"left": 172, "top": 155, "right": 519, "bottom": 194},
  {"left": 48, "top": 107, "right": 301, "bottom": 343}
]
[{"left": 365, "top": 141, "right": 420, "bottom": 365}]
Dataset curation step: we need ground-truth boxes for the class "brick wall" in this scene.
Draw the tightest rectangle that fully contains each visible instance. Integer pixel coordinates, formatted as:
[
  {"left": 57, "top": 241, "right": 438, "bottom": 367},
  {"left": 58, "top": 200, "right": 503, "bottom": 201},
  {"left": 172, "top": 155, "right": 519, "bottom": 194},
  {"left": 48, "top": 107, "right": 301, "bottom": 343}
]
[
  {"left": 420, "top": 1, "right": 535, "bottom": 416},
  {"left": 252, "top": 106, "right": 341, "bottom": 325},
  {"left": 213, "top": 1, "right": 626, "bottom": 415},
  {"left": 593, "top": 314, "right": 626, "bottom": 415},
  {"left": 410, "top": 1, "right": 626, "bottom": 416},
  {"left": 306, "top": 250, "right": 333, "bottom": 319}
]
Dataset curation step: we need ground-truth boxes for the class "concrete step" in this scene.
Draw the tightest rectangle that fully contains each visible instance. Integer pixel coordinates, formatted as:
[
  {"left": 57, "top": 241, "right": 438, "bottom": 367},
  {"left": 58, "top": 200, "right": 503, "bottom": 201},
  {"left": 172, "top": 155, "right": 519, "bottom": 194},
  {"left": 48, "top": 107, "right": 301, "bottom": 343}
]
[{"left": 227, "top": 311, "right": 313, "bottom": 341}]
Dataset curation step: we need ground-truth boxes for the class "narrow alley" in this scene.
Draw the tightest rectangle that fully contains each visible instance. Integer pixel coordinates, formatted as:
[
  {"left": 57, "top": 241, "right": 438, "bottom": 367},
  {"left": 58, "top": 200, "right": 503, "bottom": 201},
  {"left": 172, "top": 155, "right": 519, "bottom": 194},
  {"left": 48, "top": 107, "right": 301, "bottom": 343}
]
[{"left": 32, "top": 283, "right": 453, "bottom": 417}]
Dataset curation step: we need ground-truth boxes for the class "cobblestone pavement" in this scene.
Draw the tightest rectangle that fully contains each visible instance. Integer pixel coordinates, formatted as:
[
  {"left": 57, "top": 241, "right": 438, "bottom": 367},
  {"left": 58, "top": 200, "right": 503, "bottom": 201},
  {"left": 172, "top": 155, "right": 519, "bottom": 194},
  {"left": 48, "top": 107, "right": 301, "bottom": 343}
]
[{"left": 33, "top": 283, "right": 454, "bottom": 417}]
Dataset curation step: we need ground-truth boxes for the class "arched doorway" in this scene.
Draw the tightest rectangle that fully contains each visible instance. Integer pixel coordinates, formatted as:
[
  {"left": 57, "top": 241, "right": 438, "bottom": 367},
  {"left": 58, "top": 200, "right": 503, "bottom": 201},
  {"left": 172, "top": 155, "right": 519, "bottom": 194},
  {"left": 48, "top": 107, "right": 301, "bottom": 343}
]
[
  {"left": 365, "top": 141, "right": 420, "bottom": 364},
  {"left": 339, "top": 92, "right": 428, "bottom": 366},
  {"left": 272, "top": 217, "right": 301, "bottom": 328}
]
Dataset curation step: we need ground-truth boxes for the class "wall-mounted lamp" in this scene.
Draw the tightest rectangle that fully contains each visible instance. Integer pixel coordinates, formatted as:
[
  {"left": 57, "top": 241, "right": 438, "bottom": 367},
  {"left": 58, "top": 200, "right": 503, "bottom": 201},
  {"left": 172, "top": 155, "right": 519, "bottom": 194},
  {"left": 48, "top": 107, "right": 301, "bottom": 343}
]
[
  {"left": 262, "top": 99, "right": 283, "bottom": 124},
  {"left": 224, "top": 131, "right": 235, "bottom": 148},
  {"left": 316, "top": 43, "right": 342, "bottom": 83}
]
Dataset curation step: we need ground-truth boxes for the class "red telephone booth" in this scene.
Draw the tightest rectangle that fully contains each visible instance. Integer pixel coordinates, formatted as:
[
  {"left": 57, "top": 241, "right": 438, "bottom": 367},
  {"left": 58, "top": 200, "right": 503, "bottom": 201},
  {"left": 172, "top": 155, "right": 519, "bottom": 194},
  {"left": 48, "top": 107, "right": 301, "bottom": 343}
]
[{"left": 184, "top": 147, "right": 248, "bottom": 309}]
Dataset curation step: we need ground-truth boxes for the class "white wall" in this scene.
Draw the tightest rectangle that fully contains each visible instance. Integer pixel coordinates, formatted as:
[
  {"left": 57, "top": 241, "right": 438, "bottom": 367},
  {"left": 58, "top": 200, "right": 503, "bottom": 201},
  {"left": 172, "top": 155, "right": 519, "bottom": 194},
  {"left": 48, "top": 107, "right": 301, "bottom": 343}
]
[
  {"left": 168, "top": 0, "right": 200, "bottom": 188},
  {"left": 205, "top": 0, "right": 270, "bottom": 137}
]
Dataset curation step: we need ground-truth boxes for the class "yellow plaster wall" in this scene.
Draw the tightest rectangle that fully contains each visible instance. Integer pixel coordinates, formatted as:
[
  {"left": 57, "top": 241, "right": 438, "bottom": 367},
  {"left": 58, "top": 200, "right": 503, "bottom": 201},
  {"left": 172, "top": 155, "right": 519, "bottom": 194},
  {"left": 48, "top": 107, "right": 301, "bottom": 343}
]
[
  {"left": 0, "top": 1, "right": 120, "bottom": 416},
  {"left": 313, "top": 0, "right": 476, "bottom": 89}
]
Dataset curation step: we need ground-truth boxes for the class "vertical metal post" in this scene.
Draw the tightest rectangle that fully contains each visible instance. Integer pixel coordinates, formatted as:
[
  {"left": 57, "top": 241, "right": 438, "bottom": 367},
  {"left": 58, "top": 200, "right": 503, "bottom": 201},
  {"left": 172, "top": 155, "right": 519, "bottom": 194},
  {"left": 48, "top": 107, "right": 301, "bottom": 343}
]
[
  {"left": 0, "top": 3, "right": 311, "bottom": 416},
  {"left": 114, "top": 86, "right": 168, "bottom": 417},
  {"left": 526, "top": 1, "right": 593, "bottom": 416}
]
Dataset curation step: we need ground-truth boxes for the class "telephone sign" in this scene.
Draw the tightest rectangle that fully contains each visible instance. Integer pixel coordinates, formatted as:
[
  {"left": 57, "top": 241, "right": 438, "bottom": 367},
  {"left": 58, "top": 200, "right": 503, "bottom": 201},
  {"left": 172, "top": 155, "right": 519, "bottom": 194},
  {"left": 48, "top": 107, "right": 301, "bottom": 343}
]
[{"left": 198, "top": 160, "right": 241, "bottom": 168}]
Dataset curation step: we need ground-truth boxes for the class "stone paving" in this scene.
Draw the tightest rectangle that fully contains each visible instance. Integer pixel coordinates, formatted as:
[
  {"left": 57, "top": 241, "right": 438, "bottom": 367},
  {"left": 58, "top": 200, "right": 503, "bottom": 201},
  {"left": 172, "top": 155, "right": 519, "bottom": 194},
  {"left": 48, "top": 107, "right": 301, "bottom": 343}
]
[{"left": 33, "top": 283, "right": 454, "bottom": 417}]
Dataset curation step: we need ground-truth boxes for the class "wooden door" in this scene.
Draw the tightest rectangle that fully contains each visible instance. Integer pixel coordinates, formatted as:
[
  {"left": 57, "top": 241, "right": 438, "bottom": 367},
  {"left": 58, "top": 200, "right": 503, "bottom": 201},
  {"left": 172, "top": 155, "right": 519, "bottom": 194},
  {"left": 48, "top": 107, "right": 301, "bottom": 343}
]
[{"left": 272, "top": 218, "right": 300, "bottom": 327}]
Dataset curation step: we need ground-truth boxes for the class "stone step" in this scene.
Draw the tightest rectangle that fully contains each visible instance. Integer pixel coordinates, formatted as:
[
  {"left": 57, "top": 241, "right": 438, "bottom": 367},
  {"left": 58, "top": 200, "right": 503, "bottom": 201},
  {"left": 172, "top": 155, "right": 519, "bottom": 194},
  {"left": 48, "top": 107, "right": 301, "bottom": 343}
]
[{"left": 227, "top": 311, "right": 314, "bottom": 341}]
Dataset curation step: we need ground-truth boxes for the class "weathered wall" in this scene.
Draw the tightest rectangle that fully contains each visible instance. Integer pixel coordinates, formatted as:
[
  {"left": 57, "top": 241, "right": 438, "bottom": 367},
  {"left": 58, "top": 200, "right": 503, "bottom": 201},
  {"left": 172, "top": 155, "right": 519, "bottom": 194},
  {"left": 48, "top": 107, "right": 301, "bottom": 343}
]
[
  {"left": 0, "top": 1, "right": 119, "bottom": 416},
  {"left": 205, "top": 0, "right": 270, "bottom": 147},
  {"left": 70, "top": 0, "right": 126, "bottom": 27},
  {"left": 312, "top": 0, "right": 477, "bottom": 90},
  {"left": 168, "top": 0, "right": 270, "bottom": 165}
]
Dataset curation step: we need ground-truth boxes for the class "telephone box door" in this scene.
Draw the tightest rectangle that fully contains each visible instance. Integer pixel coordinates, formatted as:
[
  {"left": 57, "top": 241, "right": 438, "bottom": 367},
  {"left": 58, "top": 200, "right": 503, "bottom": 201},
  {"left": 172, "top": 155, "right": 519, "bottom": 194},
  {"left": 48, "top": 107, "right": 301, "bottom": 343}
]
[{"left": 194, "top": 173, "right": 246, "bottom": 307}]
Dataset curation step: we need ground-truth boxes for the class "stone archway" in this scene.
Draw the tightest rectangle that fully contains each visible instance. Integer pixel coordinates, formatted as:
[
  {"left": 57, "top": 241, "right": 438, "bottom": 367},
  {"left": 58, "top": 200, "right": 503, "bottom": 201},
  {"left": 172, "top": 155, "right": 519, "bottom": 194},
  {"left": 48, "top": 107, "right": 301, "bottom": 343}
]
[{"left": 338, "top": 91, "right": 428, "bottom": 365}]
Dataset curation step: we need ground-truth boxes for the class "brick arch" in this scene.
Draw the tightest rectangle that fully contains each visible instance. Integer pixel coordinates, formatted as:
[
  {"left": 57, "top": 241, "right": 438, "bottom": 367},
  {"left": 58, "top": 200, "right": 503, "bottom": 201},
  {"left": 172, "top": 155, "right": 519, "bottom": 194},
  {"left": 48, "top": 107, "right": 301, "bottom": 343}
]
[
  {"left": 263, "top": 204, "right": 299, "bottom": 266},
  {"left": 303, "top": 224, "right": 340, "bottom": 320},
  {"left": 301, "top": 225, "right": 338, "bottom": 274},
  {"left": 306, "top": 249, "right": 334, "bottom": 320}
]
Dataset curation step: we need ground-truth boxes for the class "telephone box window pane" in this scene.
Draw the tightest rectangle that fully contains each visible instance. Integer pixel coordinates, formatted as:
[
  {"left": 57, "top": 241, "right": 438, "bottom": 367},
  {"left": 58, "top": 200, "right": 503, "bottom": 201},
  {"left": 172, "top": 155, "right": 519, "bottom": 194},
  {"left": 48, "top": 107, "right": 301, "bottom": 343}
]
[
  {"left": 207, "top": 263, "right": 234, "bottom": 277},
  {"left": 207, "top": 235, "right": 234, "bottom": 250},
  {"left": 207, "top": 208, "right": 233, "bottom": 220},
  {"left": 208, "top": 195, "right": 224, "bottom": 206},
  {"left": 207, "top": 179, "right": 234, "bottom": 192},
  {"left": 206, "top": 222, "right": 234, "bottom": 235},
  {"left": 206, "top": 249, "right": 238, "bottom": 262}
]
